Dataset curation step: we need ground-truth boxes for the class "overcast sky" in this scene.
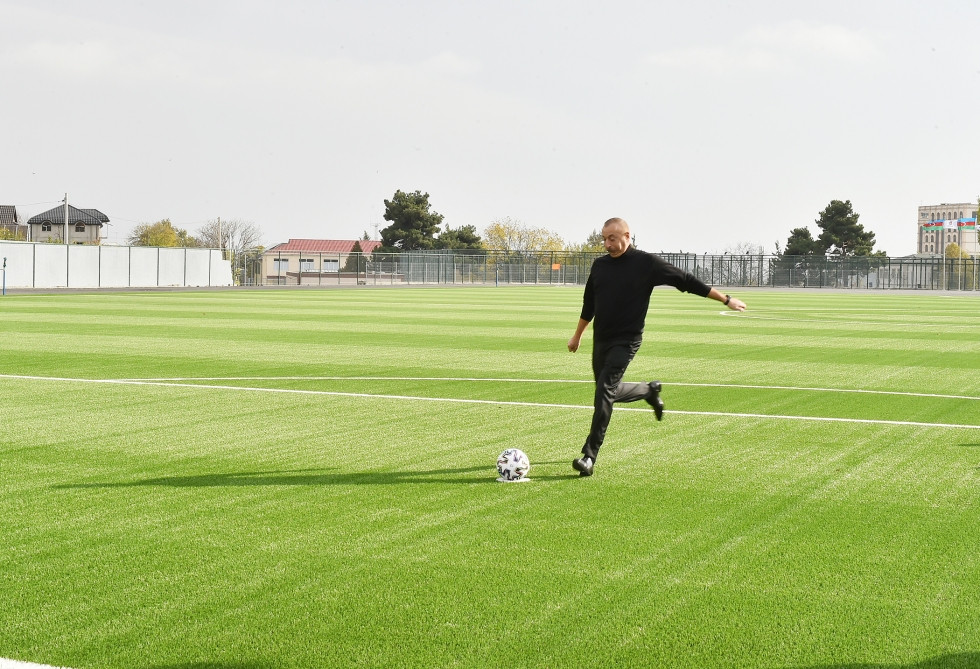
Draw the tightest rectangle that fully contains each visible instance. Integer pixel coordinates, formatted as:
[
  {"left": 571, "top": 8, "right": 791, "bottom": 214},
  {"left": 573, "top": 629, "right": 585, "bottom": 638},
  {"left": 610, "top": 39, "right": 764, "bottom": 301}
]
[{"left": 2, "top": 0, "right": 978, "bottom": 255}]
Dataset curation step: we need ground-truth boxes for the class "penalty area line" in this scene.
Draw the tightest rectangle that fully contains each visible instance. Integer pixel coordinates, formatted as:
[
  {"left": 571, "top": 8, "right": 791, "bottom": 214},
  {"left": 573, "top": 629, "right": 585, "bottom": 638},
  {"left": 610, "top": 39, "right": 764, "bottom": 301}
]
[{"left": 3, "top": 374, "right": 980, "bottom": 431}]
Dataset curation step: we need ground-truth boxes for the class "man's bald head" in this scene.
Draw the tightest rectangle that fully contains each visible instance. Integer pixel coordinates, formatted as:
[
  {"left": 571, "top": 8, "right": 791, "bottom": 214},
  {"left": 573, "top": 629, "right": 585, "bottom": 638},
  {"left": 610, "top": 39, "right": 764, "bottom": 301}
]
[
  {"left": 601, "top": 218, "right": 632, "bottom": 258},
  {"left": 603, "top": 217, "right": 630, "bottom": 234}
]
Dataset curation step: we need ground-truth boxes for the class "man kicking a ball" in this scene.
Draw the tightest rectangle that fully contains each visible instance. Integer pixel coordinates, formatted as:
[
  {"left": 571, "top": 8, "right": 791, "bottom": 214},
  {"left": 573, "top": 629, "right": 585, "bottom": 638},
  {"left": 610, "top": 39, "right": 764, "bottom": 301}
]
[{"left": 568, "top": 217, "right": 747, "bottom": 477}]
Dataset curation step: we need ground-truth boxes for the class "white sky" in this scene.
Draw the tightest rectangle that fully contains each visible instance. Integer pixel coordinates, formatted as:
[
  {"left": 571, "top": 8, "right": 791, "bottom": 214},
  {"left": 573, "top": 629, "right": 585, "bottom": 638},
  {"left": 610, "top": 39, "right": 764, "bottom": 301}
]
[{"left": 2, "top": 0, "right": 978, "bottom": 255}]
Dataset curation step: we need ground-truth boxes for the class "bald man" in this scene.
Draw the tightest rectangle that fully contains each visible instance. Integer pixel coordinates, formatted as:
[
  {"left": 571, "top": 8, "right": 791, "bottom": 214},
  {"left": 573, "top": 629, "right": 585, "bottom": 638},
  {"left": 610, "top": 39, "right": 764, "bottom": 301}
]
[{"left": 568, "top": 218, "right": 746, "bottom": 477}]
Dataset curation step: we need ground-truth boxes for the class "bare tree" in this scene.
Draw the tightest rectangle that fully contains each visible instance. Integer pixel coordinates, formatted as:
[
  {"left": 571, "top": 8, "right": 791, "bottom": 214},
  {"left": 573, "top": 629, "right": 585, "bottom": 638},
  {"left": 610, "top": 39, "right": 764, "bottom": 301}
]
[
  {"left": 198, "top": 218, "right": 263, "bottom": 277},
  {"left": 723, "top": 241, "right": 765, "bottom": 255}
]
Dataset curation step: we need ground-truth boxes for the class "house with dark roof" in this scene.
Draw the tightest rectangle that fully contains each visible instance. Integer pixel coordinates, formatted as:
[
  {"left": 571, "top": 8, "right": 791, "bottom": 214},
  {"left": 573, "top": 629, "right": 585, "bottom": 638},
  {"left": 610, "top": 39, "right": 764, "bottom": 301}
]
[
  {"left": 27, "top": 204, "right": 109, "bottom": 244},
  {"left": 261, "top": 238, "right": 382, "bottom": 285},
  {"left": 0, "top": 205, "right": 26, "bottom": 239}
]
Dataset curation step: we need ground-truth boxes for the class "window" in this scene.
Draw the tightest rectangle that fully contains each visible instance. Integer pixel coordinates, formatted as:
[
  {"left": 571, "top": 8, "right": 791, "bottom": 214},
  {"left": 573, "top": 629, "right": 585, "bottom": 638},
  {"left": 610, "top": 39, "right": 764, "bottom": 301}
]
[
  {"left": 273, "top": 258, "right": 289, "bottom": 272},
  {"left": 75, "top": 223, "right": 86, "bottom": 232},
  {"left": 300, "top": 258, "right": 314, "bottom": 272},
  {"left": 322, "top": 259, "right": 339, "bottom": 272},
  {"left": 41, "top": 221, "right": 52, "bottom": 232}
]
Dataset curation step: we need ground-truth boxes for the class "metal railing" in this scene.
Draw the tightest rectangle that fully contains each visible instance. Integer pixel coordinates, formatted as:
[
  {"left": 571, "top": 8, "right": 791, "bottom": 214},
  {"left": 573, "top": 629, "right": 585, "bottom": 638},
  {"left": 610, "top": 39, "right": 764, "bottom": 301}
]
[{"left": 255, "top": 250, "right": 980, "bottom": 291}]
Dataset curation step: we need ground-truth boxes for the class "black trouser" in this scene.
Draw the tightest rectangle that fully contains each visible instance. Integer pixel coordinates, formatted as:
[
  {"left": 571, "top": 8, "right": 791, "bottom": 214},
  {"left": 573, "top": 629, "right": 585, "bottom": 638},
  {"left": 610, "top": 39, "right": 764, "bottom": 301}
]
[{"left": 582, "top": 338, "right": 650, "bottom": 462}]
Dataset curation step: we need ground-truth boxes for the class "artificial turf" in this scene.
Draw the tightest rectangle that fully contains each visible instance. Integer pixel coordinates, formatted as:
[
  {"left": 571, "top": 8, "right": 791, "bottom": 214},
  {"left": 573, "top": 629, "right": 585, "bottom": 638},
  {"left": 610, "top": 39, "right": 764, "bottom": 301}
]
[{"left": 0, "top": 287, "right": 978, "bottom": 668}]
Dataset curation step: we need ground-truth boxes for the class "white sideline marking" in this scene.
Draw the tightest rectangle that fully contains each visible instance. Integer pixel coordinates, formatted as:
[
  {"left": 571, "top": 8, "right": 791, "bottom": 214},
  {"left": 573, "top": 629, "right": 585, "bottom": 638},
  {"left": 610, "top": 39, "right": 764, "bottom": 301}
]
[
  {"left": 103, "top": 376, "right": 980, "bottom": 402},
  {"left": 3, "top": 374, "right": 980, "bottom": 430},
  {"left": 0, "top": 659, "right": 71, "bottom": 669}
]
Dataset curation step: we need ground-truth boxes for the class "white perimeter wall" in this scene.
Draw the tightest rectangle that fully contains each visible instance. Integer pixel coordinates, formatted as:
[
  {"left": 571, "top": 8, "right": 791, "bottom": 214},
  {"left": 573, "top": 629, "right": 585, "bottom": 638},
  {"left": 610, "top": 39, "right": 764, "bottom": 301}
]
[{"left": 0, "top": 242, "right": 232, "bottom": 289}]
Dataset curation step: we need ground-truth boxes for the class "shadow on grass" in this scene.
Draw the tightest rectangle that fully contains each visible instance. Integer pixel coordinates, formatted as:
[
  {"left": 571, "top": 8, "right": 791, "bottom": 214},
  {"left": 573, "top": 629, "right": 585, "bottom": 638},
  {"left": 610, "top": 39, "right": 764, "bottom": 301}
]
[
  {"left": 54, "top": 465, "right": 577, "bottom": 489},
  {"left": 787, "top": 652, "right": 980, "bottom": 669},
  {"left": 144, "top": 664, "right": 267, "bottom": 669}
]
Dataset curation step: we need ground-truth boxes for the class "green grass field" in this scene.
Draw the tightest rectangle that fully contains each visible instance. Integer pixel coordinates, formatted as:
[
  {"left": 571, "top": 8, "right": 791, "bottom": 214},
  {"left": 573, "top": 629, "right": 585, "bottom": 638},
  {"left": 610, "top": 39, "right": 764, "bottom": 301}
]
[{"left": 1, "top": 287, "right": 979, "bottom": 669}]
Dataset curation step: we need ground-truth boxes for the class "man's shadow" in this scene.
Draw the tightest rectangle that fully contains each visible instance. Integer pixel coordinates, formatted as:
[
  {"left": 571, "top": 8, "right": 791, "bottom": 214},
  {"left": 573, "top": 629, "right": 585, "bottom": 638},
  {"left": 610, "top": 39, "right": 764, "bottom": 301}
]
[
  {"left": 787, "top": 653, "right": 980, "bottom": 669},
  {"left": 53, "top": 462, "right": 575, "bottom": 489}
]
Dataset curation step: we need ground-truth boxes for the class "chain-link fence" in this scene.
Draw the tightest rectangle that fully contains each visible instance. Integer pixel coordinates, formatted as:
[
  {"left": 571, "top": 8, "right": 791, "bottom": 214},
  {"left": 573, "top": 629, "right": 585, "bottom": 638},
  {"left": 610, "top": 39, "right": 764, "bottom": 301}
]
[{"left": 256, "top": 250, "right": 980, "bottom": 291}]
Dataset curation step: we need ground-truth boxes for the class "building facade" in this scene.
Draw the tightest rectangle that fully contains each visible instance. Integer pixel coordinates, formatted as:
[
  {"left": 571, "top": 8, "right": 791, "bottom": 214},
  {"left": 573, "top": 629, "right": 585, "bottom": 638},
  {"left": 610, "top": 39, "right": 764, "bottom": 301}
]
[
  {"left": 27, "top": 204, "right": 109, "bottom": 244},
  {"left": 261, "top": 238, "right": 383, "bottom": 284},
  {"left": 917, "top": 202, "right": 978, "bottom": 256},
  {"left": 0, "top": 205, "right": 27, "bottom": 239}
]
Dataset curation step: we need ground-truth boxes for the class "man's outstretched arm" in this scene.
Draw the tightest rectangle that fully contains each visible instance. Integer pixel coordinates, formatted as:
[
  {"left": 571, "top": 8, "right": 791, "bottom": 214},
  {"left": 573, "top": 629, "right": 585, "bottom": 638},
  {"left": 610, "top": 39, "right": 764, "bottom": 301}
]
[{"left": 706, "top": 288, "right": 746, "bottom": 311}]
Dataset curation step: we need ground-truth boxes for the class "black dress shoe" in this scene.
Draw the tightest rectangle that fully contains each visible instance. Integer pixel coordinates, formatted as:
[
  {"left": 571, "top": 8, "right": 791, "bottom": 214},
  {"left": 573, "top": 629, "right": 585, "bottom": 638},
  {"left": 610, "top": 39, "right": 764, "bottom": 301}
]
[
  {"left": 572, "top": 457, "right": 594, "bottom": 476},
  {"left": 646, "top": 381, "right": 664, "bottom": 421}
]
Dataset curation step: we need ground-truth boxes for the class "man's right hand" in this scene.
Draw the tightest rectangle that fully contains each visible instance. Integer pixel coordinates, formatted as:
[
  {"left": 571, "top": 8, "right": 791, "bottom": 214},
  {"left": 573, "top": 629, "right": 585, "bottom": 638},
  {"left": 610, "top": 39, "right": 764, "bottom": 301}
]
[{"left": 568, "top": 318, "right": 589, "bottom": 353}]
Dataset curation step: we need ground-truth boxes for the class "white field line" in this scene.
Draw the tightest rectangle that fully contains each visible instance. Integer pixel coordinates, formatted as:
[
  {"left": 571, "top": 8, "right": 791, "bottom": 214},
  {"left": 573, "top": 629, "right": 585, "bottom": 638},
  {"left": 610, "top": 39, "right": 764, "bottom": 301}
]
[
  {"left": 100, "top": 376, "right": 980, "bottom": 403},
  {"left": 3, "top": 374, "right": 980, "bottom": 430}
]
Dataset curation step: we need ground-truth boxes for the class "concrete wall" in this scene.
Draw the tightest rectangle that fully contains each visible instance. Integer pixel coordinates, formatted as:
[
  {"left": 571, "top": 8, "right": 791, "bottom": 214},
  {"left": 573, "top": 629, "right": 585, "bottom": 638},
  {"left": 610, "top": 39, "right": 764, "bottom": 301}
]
[{"left": 0, "top": 242, "right": 232, "bottom": 289}]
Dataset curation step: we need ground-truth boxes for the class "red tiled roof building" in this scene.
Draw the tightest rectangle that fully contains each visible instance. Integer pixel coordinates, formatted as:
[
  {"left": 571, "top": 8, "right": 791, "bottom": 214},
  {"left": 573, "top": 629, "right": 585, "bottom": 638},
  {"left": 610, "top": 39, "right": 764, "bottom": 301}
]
[
  {"left": 265, "top": 238, "right": 383, "bottom": 254},
  {"left": 261, "top": 238, "right": 383, "bottom": 285}
]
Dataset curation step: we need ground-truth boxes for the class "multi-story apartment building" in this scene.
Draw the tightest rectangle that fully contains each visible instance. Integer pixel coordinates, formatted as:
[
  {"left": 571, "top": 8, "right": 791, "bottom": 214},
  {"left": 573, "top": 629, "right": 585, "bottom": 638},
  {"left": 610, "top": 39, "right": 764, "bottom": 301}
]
[{"left": 918, "top": 202, "right": 978, "bottom": 255}]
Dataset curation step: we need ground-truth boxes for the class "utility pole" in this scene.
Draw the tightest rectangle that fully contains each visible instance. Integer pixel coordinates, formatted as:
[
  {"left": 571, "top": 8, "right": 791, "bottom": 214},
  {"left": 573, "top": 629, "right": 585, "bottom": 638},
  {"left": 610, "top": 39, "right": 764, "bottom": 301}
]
[
  {"left": 63, "top": 193, "right": 69, "bottom": 244},
  {"left": 217, "top": 216, "right": 222, "bottom": 258}
]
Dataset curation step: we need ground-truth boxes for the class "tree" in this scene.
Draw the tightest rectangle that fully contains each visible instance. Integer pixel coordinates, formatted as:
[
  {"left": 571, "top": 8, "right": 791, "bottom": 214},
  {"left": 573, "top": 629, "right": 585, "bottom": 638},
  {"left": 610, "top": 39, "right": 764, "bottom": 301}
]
[
  {"left": 565, "top": 229, "right": 604, "bottom": 253},
  {"left": 127, "top": 219, "right": 195, "bottom": 247},
  {"left": 0, "top": 228, "right": 26, "bottom": 241},
  {"left": 197, "top": 218, "right": 263, "bottom": 274},
  {"left": 783, "top": 227, "right": 823, "bottom": 256},
  {"left": 946, "top": 242, "right": 970, "bottom": 259},
  {"left": 378, "top": 190, "right": 443, "bottom": 251},
  {"left": 815, "top": 200, "right": 879, "bottom": 256},
  {"left": 483, "top": 217, "right": 565, "bottom": 255},
  {"left": 342, "top": 240, "right": 367, "bottom": 273},
  {"left": 771, "top": 227, "right": 824, "bottom": 287},
  {"left": 944, "top": 242, "right": 977, "bottom": 290},
  {"left": 724, "top": 242, "right": 765, "bottom": 255},
  {"left": 437, "top": 224, "right": 483, "bottom": 250},
  {"left": 176, "top": 228, "right": 199, "bottom": 247}
]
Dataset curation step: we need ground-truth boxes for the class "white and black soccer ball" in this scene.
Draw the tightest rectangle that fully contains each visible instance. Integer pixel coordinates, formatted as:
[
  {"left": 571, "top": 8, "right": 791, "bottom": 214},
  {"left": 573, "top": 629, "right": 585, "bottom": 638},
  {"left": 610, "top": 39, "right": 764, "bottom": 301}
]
[{"left": 496, "top": 448, "right": 531, "bottom": 482}]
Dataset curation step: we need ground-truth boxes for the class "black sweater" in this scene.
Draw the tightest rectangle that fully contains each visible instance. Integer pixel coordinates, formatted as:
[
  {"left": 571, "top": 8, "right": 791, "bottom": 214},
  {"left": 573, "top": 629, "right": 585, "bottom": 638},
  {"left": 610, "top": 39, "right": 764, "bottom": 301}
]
[{"left": 580, "top": 247, "right": 711, "bottom": 341}]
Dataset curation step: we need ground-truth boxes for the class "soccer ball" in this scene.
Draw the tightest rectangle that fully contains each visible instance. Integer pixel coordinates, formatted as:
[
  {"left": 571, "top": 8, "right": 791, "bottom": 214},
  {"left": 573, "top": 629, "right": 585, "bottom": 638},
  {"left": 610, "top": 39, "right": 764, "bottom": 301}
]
[{"left": 496, "top": 448, "right": 531, "bottom": 482}]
